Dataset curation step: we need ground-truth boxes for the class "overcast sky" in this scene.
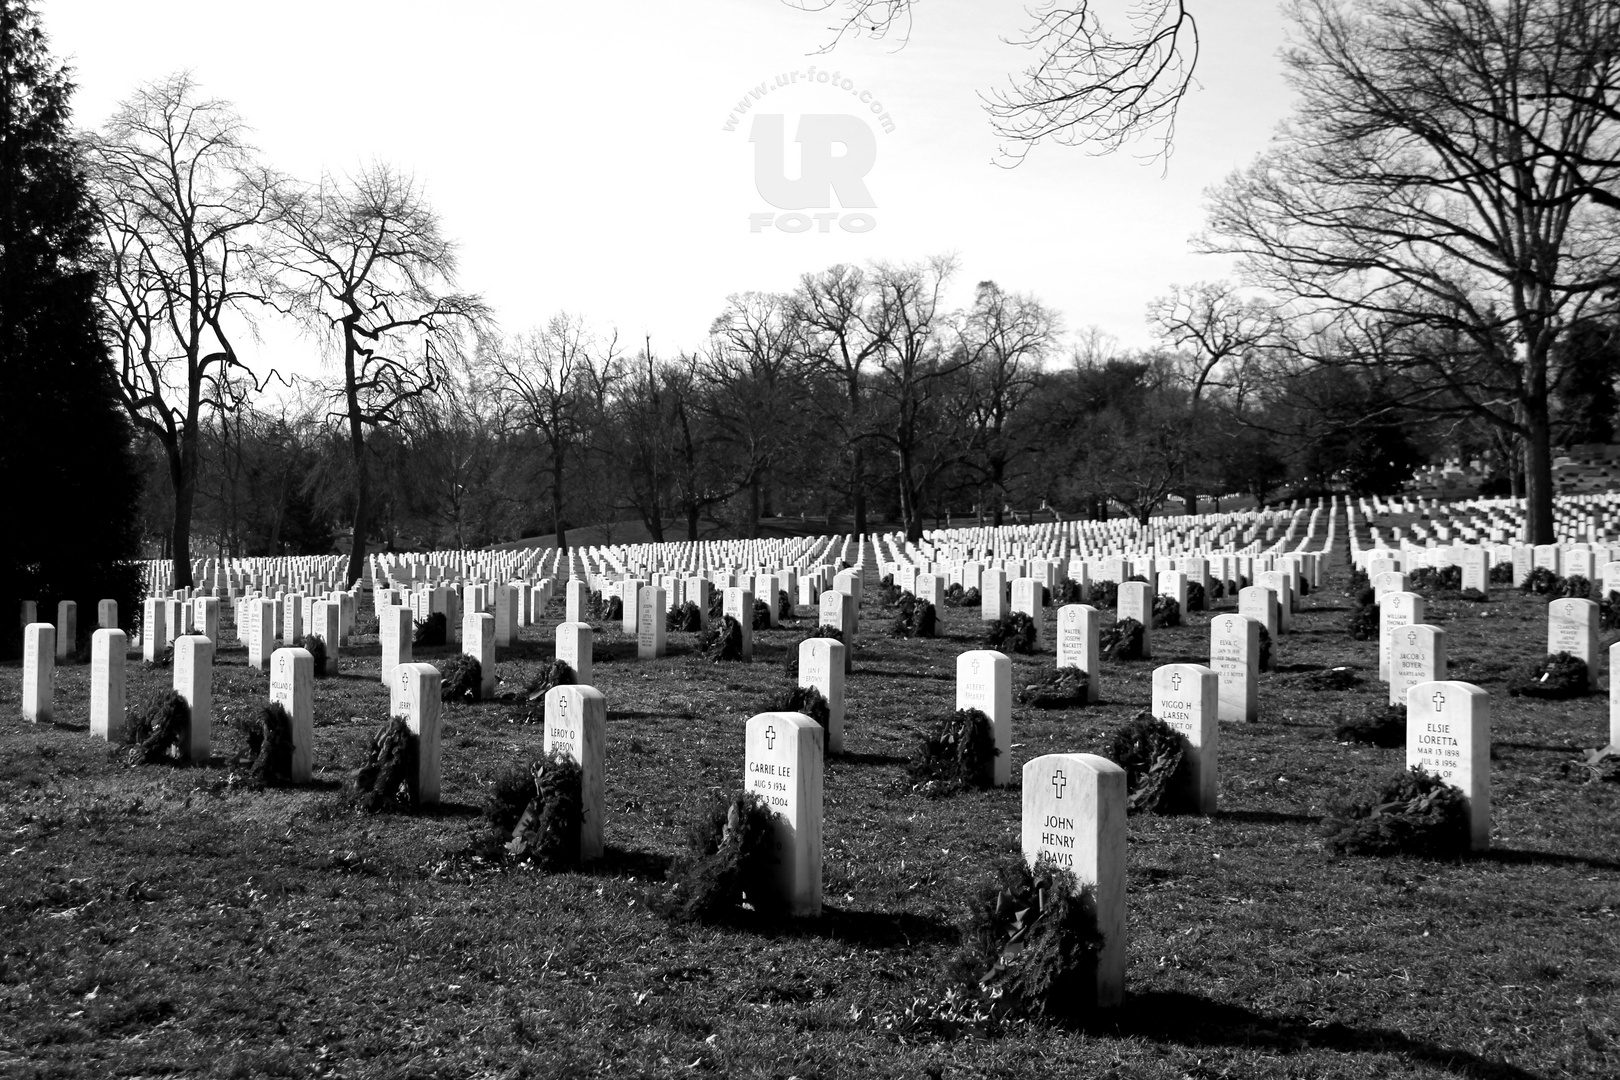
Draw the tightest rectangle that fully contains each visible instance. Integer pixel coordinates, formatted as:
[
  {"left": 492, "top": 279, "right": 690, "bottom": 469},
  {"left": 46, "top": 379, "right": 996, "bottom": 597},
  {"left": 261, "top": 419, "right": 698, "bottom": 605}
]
[{"left": 43, "top": 0, "right": 1293, "bottom": 380}]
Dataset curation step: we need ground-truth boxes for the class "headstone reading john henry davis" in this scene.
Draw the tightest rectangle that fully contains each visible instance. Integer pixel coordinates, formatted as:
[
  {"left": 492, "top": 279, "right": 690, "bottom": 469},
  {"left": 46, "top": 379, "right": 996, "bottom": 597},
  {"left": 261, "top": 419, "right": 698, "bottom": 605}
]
[
  {"left": 1151, "top": 664, "right": 1219, "bottom": 813},
  {"left": 544, "top": 684, "right": 606, "bottom": 862},
  {"left": 270, "top": 647, "right": 315, "bottom": 782},
  {"left": 1388, "top": 625, "right": 1446, "bottom": 707},
  {"left": 1210, "top": 614, "right": 1259, "bottom": 722},
  {"left": 1406, "top": 681, "right": 1490, "bottom": 850},
  {"left": 1117, "top": 581, "right": 1153, "bottom": 659},
  {"left": 90, "top": 628, "right": 127, "bottom": 740},
  {"left": 1056, "top": 604, "right": 1100, "bottom": 703},
  {"left": 1021, "top": 753, "right": 1126, "bottom": 1007},
  {"left": 556, "top": 622, "right": 593, "bottom": 687},
  {"left": 173, "top": 635, "right": 213, "bottom": 763},
  {"left": 745, "top": 712, "right": 824, "bottom": 916},
  {"left": 22, "top": 623, "right": 54, "bottom": 722},
  {"left": 957, "top": 650, "right": 1012, "bottom": 786},
  {"left": 1547, "top": 598, "right": 1598, "bottom": 672},
  {"left": 392, "top": 663, "right": 443, "bottom": 805},
  {"left": 797, "top": 637, "right": 846, "bottom": 754}
]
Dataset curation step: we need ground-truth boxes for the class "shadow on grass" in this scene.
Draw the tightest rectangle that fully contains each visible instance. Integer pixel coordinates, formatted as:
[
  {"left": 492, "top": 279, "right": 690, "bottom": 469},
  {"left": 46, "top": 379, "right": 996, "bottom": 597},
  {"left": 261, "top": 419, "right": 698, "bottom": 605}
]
[
  {"left": 1216, "top": 809, "right": 1322, "bottom": 826},
  {"left": 830, "top": 751, "right": 910, "bottom": 768},
  {"left": 782, "top": 905, "right": 957, "bottom": 950},
  {"left": 1478, "top": 847, "right": 1620, "bottom": 872},
  {"left": 592, "top": 844, "right": 675, "bottom": 881},
  {"left": 1102, "top": 990, "right": 1544, "bottom": 1080}
]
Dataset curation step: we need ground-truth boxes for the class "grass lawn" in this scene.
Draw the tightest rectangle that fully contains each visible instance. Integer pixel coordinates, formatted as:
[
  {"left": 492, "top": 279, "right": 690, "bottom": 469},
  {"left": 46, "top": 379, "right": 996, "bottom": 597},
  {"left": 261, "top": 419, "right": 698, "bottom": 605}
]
[{"left": 2, "top": 556, "right": 1617, "bottom": 1079}]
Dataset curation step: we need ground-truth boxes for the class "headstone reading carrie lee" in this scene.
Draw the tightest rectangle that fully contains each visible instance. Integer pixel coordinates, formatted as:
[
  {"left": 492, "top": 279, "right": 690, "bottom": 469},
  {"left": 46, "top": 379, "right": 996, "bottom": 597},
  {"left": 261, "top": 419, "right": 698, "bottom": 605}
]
[
  {"left": 957, "top": 650, "right": 1012, "bottom": 786},
  {"left": 543, "top": 684, "right": 606, "bottom": 862},
  {"left": 22, "top": 622, "right": 54, "bottom": 722},
  {"left": 1210, "top": 614, "right": 1259, "bottom": 723},
  {"left": 392, "top": 662, "right": 443, "bottom": 805},
  {"left": 380, "top": 604, "right": 412, "bottom": 685},
  {"left": 1406, "top": 680, "right": 1490, "bottom": 851},
  {"left": 1056, "top": 604, "right": 1101, "bottom": 703},
  {"left": 1117, "top": 581, "right": 1154, "bottom": 659},
  {"left": 556, "top": 621, "right": 593, "bottom": 687},
  {"left": 1151, "top": 664, "right": 1219, "bottom": 814},
  {"left": 1388, "top": 624, "right": 1446, "bottom": 708},
  {"left": 90, "top": 628, "right": 127, "bottom": 740},
  {"left": 270, "top": 646, "right": 315, "bottom": 782},
  {"left": 637, "top": 585, "right": 667, "bottom": 659},
  {"left": 1021, "top": 753, "right": 1126, "bottom": 1007},
  {"left": 797, "top": 636, "right": 846, "bottom": 754},
  {"left": 1547, "top": 598, "right": 1598, "bottom": 671},
  {"left": 173, "top": 635, "right": 214, "bottom": 763},
  {"left": 745, "top": 711, "right": 824, "bottom": 917}
]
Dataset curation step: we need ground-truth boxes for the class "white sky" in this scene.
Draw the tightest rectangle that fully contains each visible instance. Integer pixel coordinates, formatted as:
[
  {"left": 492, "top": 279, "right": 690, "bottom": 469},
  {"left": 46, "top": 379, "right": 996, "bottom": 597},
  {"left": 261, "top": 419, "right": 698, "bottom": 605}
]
[{"left": 42, "top": 0, "right": 1294, "bottom": 381}]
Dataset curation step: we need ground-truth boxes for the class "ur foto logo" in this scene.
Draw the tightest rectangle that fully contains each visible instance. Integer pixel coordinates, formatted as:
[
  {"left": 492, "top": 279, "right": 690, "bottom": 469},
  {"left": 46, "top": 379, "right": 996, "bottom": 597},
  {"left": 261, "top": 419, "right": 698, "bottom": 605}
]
[{"left": 722, "top": 65, "right": 892, "bottom": 235}]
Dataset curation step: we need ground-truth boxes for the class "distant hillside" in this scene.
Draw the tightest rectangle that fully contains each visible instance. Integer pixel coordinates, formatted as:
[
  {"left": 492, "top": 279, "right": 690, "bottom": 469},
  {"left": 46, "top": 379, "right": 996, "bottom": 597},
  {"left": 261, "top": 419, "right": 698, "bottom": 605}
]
[{"left": 489, "top": 518, "right": 860, "bottom": 551}]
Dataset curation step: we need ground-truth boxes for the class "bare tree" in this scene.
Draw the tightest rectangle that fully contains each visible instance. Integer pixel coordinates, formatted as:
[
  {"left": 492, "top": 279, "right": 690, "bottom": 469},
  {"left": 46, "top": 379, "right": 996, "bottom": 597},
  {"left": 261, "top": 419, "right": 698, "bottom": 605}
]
[
  {"left": 267, "top": 164, "right": 487, "bottom": 585},
  {"left": 1200, "top": 0, "right": 1620, "bottom": 543},
  {"left": 488, "top": 314, "right": 619, "bottom": 553},
  {"left": 87, "top": 72, "right": 278, "bottom": 586},
  {"left": 786, "top": 1, "right": 1199, "bottom": 160}
]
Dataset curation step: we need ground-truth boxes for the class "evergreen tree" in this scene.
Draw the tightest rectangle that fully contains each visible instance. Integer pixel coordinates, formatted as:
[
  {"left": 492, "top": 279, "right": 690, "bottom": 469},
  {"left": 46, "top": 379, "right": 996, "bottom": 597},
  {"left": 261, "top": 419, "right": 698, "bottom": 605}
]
[{"left": 0, "top": 0, "right": 143, "bottom": 659}]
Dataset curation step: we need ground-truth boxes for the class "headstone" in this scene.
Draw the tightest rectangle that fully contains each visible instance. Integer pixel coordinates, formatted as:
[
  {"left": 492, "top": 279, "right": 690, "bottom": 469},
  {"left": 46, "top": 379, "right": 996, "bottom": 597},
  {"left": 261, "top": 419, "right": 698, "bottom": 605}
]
[
  {"left": 380, "top": 604, "right": 412, "bottom": 684},
  {"left": 1020, "top": 753, "right": 1126, "bottom": 1007},
  {"left": 1256, "top": 571, "right": 1293, "bottom": 631},
  {"left": 1011, "top": 577, "right": 1045, "bottom": 647},
  {"left": 1406, "top": 681, "right": 1490, "bottom": 850},
  {"left": 566, "top": 579, "right": 588, "bottom": 624},
  {"left": 1378, "top": 592, "right": 1425, "bottom": 681},
  {"left": 194, "top": 597, "right": 220, "bottom": 644},
  {"left": 556, "top": 621, "right": 593, "bottom": 687},
  {"left": 392, "top": 663, "right": 443, "bottom": 805},
  {"left": 463, "top": 611, "right": 497, "bottom": 698},
  {"left": 1151, "top": 664, "right": 1219, "bottom": 814},
  {"left": 22, "top": 622, "right": 53, "bottom": 722},
  {"left": 637, "top": 585, "right": 667, "bottom": 659},
  {"left": 55, "top": 600, "right": 76, "bottom": 661},
  {"left": 621, "top": 577, "right": 643, "bottom": 634},
  {"left": 745, "top": 712, "right": 824, "bottom": 916},
  {"left": 544, "top": 684, "right": 606, "bottom": 862},
  {"left": 173, "top": 635, "right": 213, "bottom": 763},
  {"left": 1371, "top": 571, "right": 1407, "bottom": 600},
  {"left": 90, "top": 628, "right": 127, "bottom": 740},
  {"left": 1117, "top": 581, "right": 1153, "bottom": 659},
  {"left": 270, "top": 647, "right": 315, "bottom": 782},
  {"left": 685, "top": 577, "right": 713, "bottom": 628},
  {"left": 1388, "top": 624, "right": 1446, "bottom": 708},
  {"left": 797, "top": 637, "right": 846, "bottom": 754},
  {"left": 1055, "top": 604, "right": 1101, "bottom": 703},
  {"left": 915, "top": 572, "right": 943, "bottom": 611},
  {"left": 957, "top": 650, "right": 1012, "bottom": 786},
  {"left": 495, "top": 584, "right": 520, "bottom": 647},
  {"left": 817, "top": 590, "right": 853, "bottom": 673},
  {"left": 247, "top": 597, "right": 275, "bottom": 670},
  {"left": 980, "top": 567, "right": 1009, "bottom": 623},
  {"left": 1236, "top": 585, "right": 1278, "bottom": 640},
  {"left": 141, "top": 598, "right": 166, "bottom": 663},
  {"left": 1210, "top": 614, "right": 1259, "bottom": 723},
  {"left": 723, "top": 586, "right": 755, "bottom": 659},
  {"left": 1610, "top": 641, "right": 1620, "bottom": 747},
  {"left": 1547, "top": 598, "right": 1599, "bottom": 673},
  {"left": 310, "top": 599, "right": 341, "bottom": 666},
  {"left": 283, "top": 594, "right": 304, "bottom": 646},
  {"left": 98, "top": 599, "right": 118, "bottom": 630},
  {"left": 1460, "top": 550, "right": 1488, "bottom": 596}
]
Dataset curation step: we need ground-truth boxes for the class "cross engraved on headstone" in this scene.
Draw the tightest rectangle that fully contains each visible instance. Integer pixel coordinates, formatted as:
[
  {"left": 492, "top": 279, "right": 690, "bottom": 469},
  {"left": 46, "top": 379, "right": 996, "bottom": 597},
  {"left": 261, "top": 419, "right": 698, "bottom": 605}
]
[
  {"left": 1067, "top": 609, "right": 1078, "bottom": 625},
  {"left": 1171, "top": 673, "right": 1182, "bottom": 692},
  {"left": 971, "top": 658, "right": 980, "bottom": 676},
  {"left": 765, "top": 725, "right": 776, "bottom": 749},
  {"left": 559, "top": 696, "right": 569, "bottom": 714},
  {"left": 1432, "top": 690, "right": 1446, "bottom": 712},
  {"left": 1052, "top": 770, "right": 1067, "bottom": 798},
  {"left": 1407, "top": 629, "right": 1417, "bottom": 645},
  {"left": 1225, "top": 618, "right": 1236, "bottom": 631}
]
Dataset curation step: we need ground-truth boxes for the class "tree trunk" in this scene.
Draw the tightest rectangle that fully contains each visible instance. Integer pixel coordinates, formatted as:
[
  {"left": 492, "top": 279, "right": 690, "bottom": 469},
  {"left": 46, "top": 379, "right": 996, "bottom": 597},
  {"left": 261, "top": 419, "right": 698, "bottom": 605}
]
[
  {"left": 169, "top": 433, "right": 196, "bottom": 588},
  {"left": 1523, "top": 406, "right": 1555, "bottom": 544},
  {"left": 850, "top": 443, "right": 867, "bottom": 535},
  {"left": 345, "top": 437, "right": 369, "bottom": 588},
  {"left": 687, "top": 501, "right": 700, "bottom": 541},
  {"left": 747, "top": 474, "right": 762, "bottom": 539},
  {"left": 551, "top": 464, "right": 567, "bottom": 553},
  {"left": 1183, "top": 489, "right": 1198, "bottom": 516}
]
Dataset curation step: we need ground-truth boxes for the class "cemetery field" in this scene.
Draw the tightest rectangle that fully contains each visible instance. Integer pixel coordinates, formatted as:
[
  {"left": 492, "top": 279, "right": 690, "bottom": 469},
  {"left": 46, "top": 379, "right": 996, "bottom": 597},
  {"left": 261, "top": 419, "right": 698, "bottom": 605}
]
[{"left": 2, "top": 571, "right": 1619, "bottom": 1079}]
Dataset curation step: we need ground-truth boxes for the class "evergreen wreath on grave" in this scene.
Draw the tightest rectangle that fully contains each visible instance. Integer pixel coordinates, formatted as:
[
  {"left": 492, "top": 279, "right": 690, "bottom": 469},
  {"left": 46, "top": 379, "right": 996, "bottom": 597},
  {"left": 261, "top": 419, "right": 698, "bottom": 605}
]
[
  {"left": 944, "top": 855, "right": 1106, "bottom": 1024},
  {"left": 1334, "top": 701, "right": 1406, "bottom": 748},
  {"left": 944, "top": 582, "right": 966, "bottom": 606},
  {"left": 1508, "top": 651, "right": 1589, "bottom": 698},
  {"left": 488, "top": 752, "right": 584, "bottom": 870},
  {"left": 1151, "top": 595, "right": 1181, "bottom": 629},
  {"left": 293, "top": 633, "right": 328, "bottom": 677},
  {"left": 125, "top": 690, "right": 191, "bottom": 766},
  {"left": 708, "top": 591, "right": 725, "bottom": 620},
  {"left": 1488, "top": 562, "right": 1514, "bottom": 584},
  {"left": 1559, "top": 745, "right": 1620, "bottom": 784},
  {"left": 588, "top": 590, "right": 606, "bottom": 619},
  {"left": 778, "top": 590, "right": 794, "bottom": 621},
  {"left": 1104, "top": 712, "right": 1194, "bottom": 815},
  {"left": 697, "top": 614, "right": 746, "bottom": 662},
  {"left": 1347, "top": 588, "right": 1380, "bottom": 640},
  {"left": 142, "top": 643, "right": 174, "bottom": 669},
  {"left": 890, "top": 594, "right": 938, "bottom": 639},
  {"left": 438, "top": 654, "right": 483, "bottom": 701},
  {"left": 355, "top": 612, "right": 381, "bottom": 638},
  {"left": 413, "top": 612, "right": 447, "bottom": 647},
  {"left": 1558, "top": 574, "right": 1593, "bottom": 600},
  {"left": 1603, "top": 591, "right": 1620, "bottom": 631},
  {"left": 1520, "top": 566, "right": 1563, "bottom": 595},
  {"left": 655, "top": 789, "right": 780, "bottom": 923},
  {"left": 754, "top": 683, "right": 832, "bottom": 736},
  {"left": 1257, "top": 624, "right": 1272, "bottom": 672},
  {"left": 1345, "top": 566, "right": 1370, "bottom": 595},
  {"left": 1458, "top": 588, "right": 1488, "bottom": 602},
  {"left": 1298, "top": 577, "right": 1311, "bottom": 596},
  {"left": 350, "top": 717, "right": 419, "bottom": 812},
  {"left": 752, "top": 598, "right": 773, "bottom": 631},
  {"left": 522, "top": 658, "right": 576, "bottom": 704},
  {"left": 907, "top": 708, "right": 999, "bottom": 794},
  {"left": 878, "top": 575, "right": 903, "bottom": 607},
  {"left": 1099, "top": 618, "right": 1145, "bottom": 662},
  {"left": 1018, "top": 666, "right": 1090, "bottom": 709},
  {"left": 242, "top": 702, "right": 295, "bottom": 787},
  {"left": 983, "top": 612, "right": 1038, "bottom": 655},
  {"left": 1321, "top": 766, "right": 1471, "bottom": 857},
  {"left": 1089, "top": 581, "right": 1119, "bottom": 610},
  {"left": 958, "top": 586, "right": 982, "bottom": 607},
  {"left": 1125, "top": 574, "right": 1149, "bottom": 584},
  {"left": 1410, "top": 565, "right": 1463, "bottom": 594},
  {"left": 667, "top": 601, "right": 703, "bottom": 632},
  {"left": 605, "top": 595, "right": 624, "bottom": 622},
  {"left": 1052, "top": 580, "right": 1085, "bottom": 606},
  {"left": 1209, "top": 580, "right": 1227, "bottom": 600},
  {"left": 1186, "top": 581, "right": 1206, "bottom": 612}
]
